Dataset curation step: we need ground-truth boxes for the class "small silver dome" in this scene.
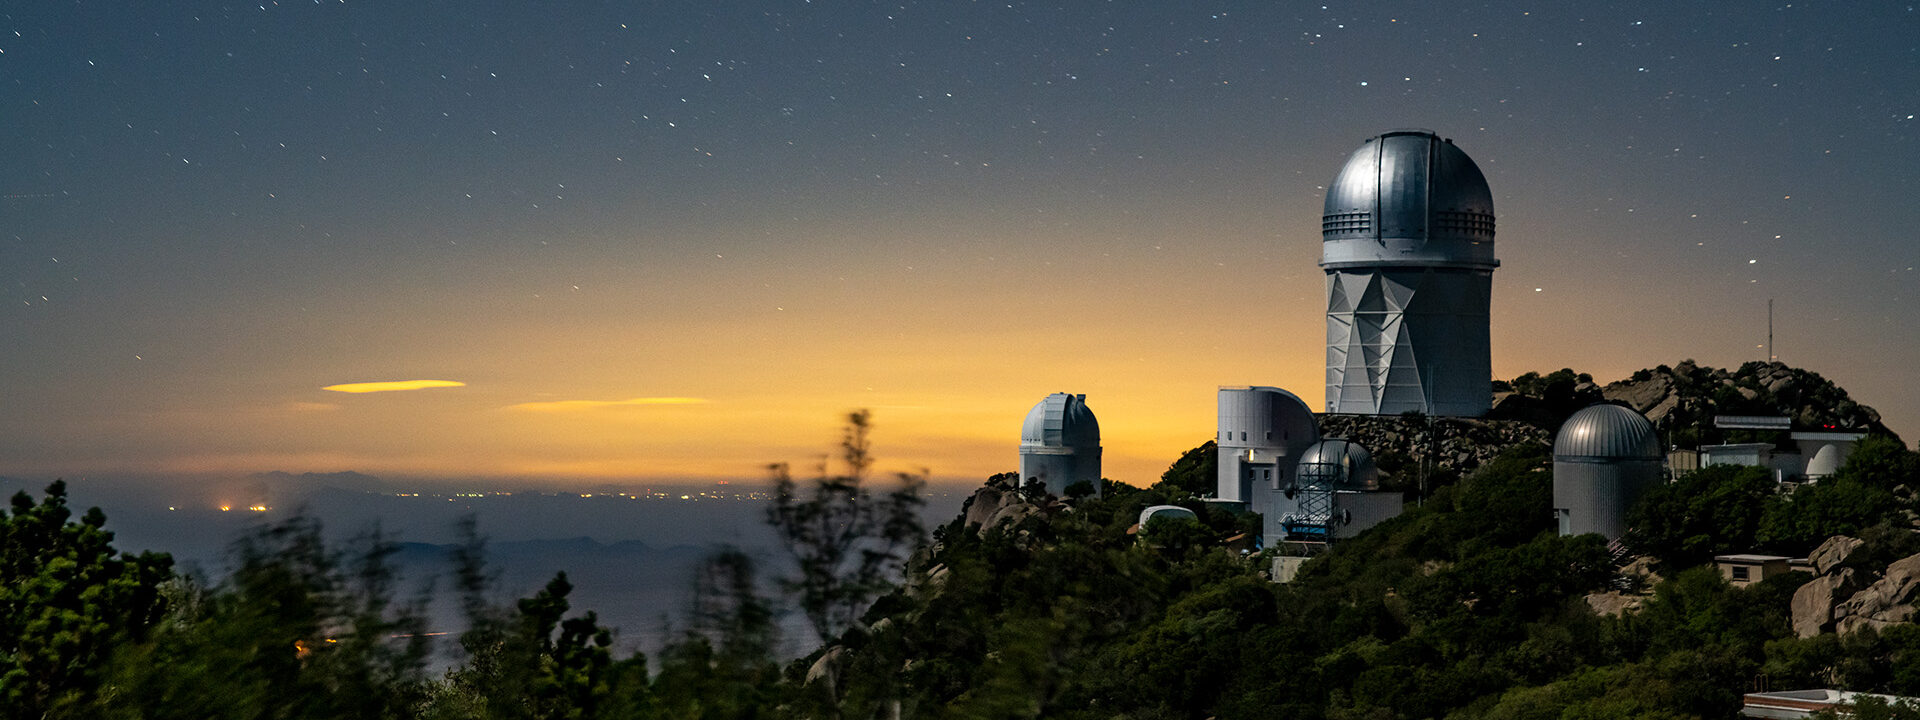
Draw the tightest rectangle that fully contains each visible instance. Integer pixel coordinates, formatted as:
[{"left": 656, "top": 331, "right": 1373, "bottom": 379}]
[
  {"left": 1296, "top": 438, "right": 1380, "bottom": 490},
  {"left": 1321, "top": 130, "right": 1497, "bottom": 271},
  {"left": 1021, "top": 393, "right": 1099, "bottom": 450},
  {"left": 1554, "top": 404, "right": 1660, "bottom": 460}
]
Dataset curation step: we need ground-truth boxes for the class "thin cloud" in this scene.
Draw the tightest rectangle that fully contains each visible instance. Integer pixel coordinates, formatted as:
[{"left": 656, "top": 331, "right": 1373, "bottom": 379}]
[
  {"left": 507, "top": 397, "right": 710, "bottom": 412},
  {"left": 323, "top": 380, "right": 467, "bottom": 394}
]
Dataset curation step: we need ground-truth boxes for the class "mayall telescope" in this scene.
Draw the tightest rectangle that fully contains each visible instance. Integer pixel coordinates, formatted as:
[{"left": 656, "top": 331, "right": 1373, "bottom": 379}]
[{"left": 1321, "top": 130, "right": 1498, "bottom": 416}]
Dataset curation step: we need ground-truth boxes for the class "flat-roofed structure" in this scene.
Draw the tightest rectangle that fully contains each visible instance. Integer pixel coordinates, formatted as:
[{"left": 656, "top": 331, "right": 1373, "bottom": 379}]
[{"left": 1742, "top": 690, "right": 1919, "bottom": 719}]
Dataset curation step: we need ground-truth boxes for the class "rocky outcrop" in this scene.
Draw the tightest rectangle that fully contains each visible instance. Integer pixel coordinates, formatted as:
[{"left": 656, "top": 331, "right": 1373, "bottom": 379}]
[
  {"left": 954, "top": 473, "right": 1068, "bottom": 542},
  {"left": 806, "top": 645, "right": 848, "bottom": 689},
  {"left": 1586, "top": 591, "right": 1645, "bottom": 617},
  {"left": 962, "top": 483, "right": 1018, "bottom": 529},
  {"left": 1604, "top": 374, "right": 1675, "bottom": 419},
  {"left": 1835, "top": 554, "right": 1920, "bottom": 634},
  {"left": 1790, "top": 535, "right": 1920, "bottom": 638},
  {"left": 1810, "top": 536, "right": 1865, "bottom": 576},
  {"left": 1595, "top": 360, "right": 1892, "bottom": 440},
  {"left": 1586, "top": 556, "right": 1660, "bottom": 618},
  {"left": 1317, "top": 415, "right": 1551, "bottom": 481},
  {"left": 1793, "top": 568, "right": 1862, "bottom": 638}
]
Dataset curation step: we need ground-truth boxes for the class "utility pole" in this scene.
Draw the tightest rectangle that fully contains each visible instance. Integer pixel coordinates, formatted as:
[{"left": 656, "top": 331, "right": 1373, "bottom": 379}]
[{"left": 1768, "top": 299, "right": 1775, "bottom": 362}]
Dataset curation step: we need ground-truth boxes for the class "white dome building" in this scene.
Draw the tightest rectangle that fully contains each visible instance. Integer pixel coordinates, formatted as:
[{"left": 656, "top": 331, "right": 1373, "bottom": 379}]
[{"left": 1019, "top": 393, "right": 1103, "bottom": 497}]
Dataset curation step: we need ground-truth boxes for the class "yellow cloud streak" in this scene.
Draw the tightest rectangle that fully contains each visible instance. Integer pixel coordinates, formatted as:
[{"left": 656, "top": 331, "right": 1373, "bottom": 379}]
[
  {"left": 507, "top": 397, "right": 711, "bottom": 412},
  {"left": 323, "top": 380, "right": 467, "bottom": 394}
]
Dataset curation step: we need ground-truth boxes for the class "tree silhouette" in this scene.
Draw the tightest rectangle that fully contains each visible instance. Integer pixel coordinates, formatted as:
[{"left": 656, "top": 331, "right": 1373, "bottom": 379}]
[
  {"left": 765, "top": 410, "right": 926, "bottom": 646},
  {"left": 0, "top": 480, "right": 172, "bottom": 719}
]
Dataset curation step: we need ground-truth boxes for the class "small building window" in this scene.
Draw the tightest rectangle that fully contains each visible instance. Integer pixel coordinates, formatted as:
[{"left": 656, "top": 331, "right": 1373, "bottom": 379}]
[
  {"left": 1731, "top": 566, "right": 1751, "bottom": 581},
  {"left": 1241, "top": 432, "right": 1247, "bottom": 441},
  {"left": 1266, "top": 431, "right": 1273, "bottom": 440}
]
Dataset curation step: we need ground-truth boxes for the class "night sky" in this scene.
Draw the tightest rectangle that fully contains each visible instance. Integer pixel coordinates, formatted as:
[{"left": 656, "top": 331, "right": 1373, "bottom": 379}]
[{"left": 5, "top": 2, "right": 1917, "bottom": 486}]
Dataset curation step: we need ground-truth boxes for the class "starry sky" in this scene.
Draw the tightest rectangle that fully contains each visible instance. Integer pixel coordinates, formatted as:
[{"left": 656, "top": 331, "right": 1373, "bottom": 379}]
[{"left": 4, "top": 1, "right": 1917, "bottom": 487}]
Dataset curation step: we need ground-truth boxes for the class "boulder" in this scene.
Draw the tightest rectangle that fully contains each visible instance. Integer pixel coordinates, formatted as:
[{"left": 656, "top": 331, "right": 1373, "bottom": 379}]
[
  {"left": 1792, "top": 568, "right": 1861, "bottom": 638},
  {"left": 1835, "top": 553, "right": 1920, "bottom": 634},
  {"left": 963, "top": 486, "right": 1019, "bottom": 529},
  {"left": 1644, "top": 393, "right": 1681, "bottom": 425},
  {"left": 906, "top": 562, "right": 944, "bottom": 601},
  {"left": 1810, "top": 536, "right": 1865, "bottom": 576},
  {"left": 982, "top": 503, "right": 1040, "bottom": 535},
  {"left": 1586, "top": 591, "right": 1645, "bottom": 617},
  {"left": 806, "top": 645, "right": 847, "bottom": 689},
  {"left": 1603, "top": 374, "right": 1673, "bottom": 414}
]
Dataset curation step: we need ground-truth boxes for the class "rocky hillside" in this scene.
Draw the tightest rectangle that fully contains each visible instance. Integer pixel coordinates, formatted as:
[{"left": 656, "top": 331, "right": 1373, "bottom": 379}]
[
  {"left": 1318, "top": 414, "right": 1550, "bottom": 488},
  {"left": 1316, "top": 359, "right": 1895, "bottom": 492},
  {"left": 1485, "top": 360, "right": 1892, "bottom": 447},
  {"left": 1600, "top": 359, "right": 1892, "bottom": 440},
  {"left": 1792, "top": 535, "right": 1920, "bottom": 637}
]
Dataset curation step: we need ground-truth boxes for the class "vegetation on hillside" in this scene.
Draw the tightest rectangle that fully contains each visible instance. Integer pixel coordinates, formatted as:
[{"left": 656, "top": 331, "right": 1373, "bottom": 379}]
[{"left": 4, "top": 380, "right": 1919, "bottom": 718}]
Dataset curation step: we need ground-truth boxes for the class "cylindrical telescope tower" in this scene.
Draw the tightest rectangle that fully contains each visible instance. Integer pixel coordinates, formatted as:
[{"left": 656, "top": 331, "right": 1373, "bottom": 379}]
[
  {"left": 1552, "top": 404, "right": 1663, "bottom": 539},
  {"left": 1215, "top": 386, "right": 1319, "bottom": 503},
  {"left": 1321, "top": 130, "right": 1498, "bottom": 416}
]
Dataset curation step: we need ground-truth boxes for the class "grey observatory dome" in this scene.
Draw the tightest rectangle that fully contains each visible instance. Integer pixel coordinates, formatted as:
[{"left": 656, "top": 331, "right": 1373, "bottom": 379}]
[
  {"left": 1021, "top": 393, "right": 1099, "bottom": 450},
  {"left": 1553, "top": 404, "right": 1663, "bottom": 540},
  {"left": 1295, "top": 438, "right": 1380, "bottom": 490},
  {"left": 1554, "top": 404, "right": 1661, "bottom": 461},
  {"left": 1321, "top": 129, "right": 1497, "bottom": 271},
  {"left": 1020, "top": 393, "right": 1102, "bottom": 498}
]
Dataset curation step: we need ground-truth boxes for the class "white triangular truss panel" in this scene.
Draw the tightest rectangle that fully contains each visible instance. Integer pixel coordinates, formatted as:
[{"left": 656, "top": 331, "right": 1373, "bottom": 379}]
[{"left": 1324, "top": 268, "right": 1492, "bottom": 416}]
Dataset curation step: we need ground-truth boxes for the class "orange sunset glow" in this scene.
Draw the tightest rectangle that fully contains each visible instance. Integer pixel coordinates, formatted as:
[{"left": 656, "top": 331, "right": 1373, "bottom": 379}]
[{"left": 7, "top": 2, "right": 1915, "bottom": 490}]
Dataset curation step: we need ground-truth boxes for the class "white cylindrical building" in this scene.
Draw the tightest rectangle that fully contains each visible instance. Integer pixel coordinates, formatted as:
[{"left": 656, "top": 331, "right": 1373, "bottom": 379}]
[
  {"left": 1553, "top": 404, "right": 1663, "bottom": 539},
  {"left": 1215, "top": 386, "right": 1319, "bottom": 503},
  {"left": 1321, "top": 130, "right": 1498, "bottom": 416},
  {"left": 1019, "top": 393, "right": 1103, "bottom": 497}
]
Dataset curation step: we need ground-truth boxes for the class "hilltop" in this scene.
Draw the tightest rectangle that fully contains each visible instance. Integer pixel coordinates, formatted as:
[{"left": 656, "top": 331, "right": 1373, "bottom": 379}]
[
  {"left": 1305, "top": 360, "right": 1897, "bottom": 496},
  {"left": 781, "top": 362, "right": 1915, "bottom": 719}
]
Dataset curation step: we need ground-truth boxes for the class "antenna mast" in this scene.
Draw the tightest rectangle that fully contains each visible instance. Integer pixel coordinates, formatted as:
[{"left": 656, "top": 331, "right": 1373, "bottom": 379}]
[{"left": 1768, "top": 299, "right": 1775, "bottom": 362}]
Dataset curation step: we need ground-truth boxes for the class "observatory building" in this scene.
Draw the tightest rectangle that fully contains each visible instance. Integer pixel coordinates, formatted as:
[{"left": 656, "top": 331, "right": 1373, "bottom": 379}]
[
  {"left": 1322, "top": 130, "right": 1499, "bottom": 416},
  {"left": 1268, "top": 438, "right": 1405, "bottom": 542},
  {"left": 1216, "top": 386, "right": 1320, "bottom": 504},
  {"left": 1216, "top": 387, "right": 1404, "bottom": 544},
  {"left": 1552, "top": 404, "right": 1664, "bottom": 539},
  {"left": 1019, "top": 392, "right": 1103, "bottom": 497}
]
